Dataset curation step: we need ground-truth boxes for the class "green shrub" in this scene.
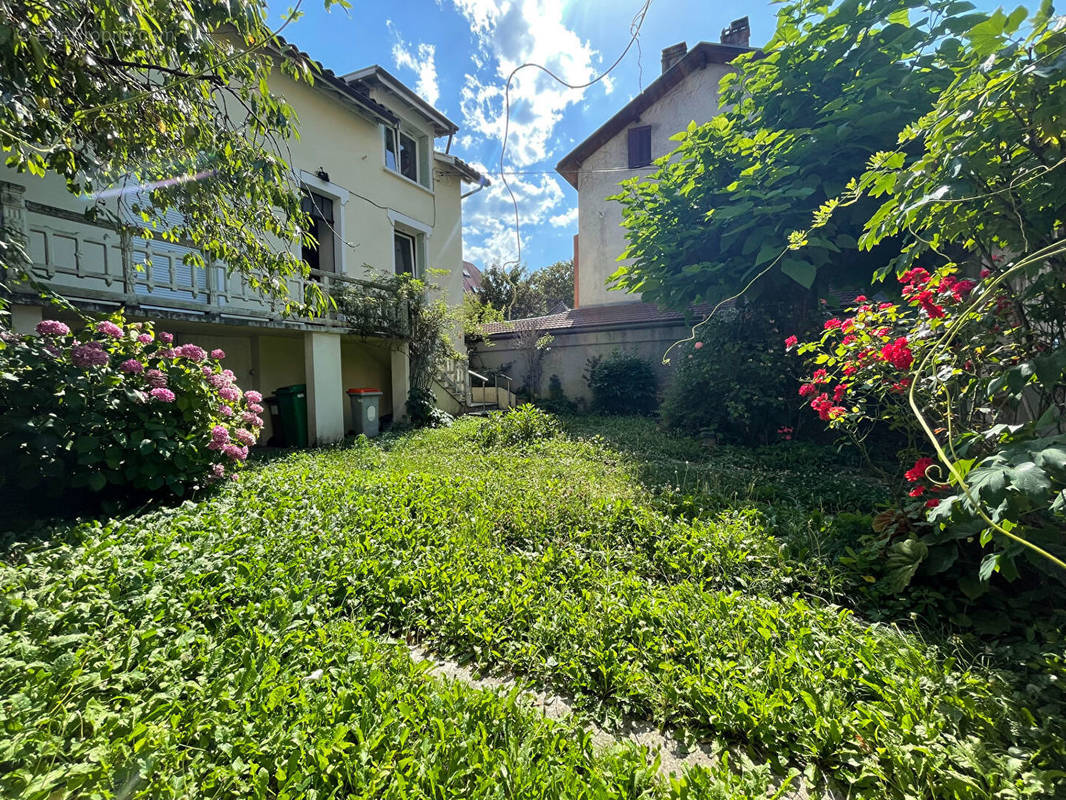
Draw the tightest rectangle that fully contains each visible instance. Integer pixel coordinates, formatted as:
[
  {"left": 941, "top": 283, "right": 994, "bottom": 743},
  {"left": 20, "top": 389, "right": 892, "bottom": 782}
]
[
  {"left": 660, "top": 312, "right": 801, "bottom": 444},
  {"left": 584, "top": 351, "right": 657, "bottom": 415},
  {"left": 474, "top": 404, "right": 562, "bottom": 448},
  {"left": 537, "top": 373, "right": 577, "bottom": 413},
  {"left": 0, "top": 312, "right": 263, "bottom": 512}
]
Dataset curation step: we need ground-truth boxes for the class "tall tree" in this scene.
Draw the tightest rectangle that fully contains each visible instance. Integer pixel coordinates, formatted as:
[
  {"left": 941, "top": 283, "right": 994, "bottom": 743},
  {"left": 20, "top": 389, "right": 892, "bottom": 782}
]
[
  {"left": 609, "top": 0, "right": 972, "bottom": 311},
  {"left": 529, "top": 259, "right": 574, "bottom": 312},
  {"left": 0, "top": 0, "right": 338, "bottom": 313},
  {"left": 479, "top": 260, "right": 574, "bottom": 320}
]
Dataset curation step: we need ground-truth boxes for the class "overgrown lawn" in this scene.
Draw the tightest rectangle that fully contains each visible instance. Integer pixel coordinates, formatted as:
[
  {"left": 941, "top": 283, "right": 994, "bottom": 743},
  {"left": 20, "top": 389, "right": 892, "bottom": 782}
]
[{"left": 2, "top": 416, "right": 1062, "bottom": 799}]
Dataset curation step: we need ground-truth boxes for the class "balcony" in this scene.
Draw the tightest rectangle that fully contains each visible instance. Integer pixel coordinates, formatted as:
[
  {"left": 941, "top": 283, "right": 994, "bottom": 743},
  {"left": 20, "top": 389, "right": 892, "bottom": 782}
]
[{"left": 9, "top": 191, "right": 400, "bottom": 335}]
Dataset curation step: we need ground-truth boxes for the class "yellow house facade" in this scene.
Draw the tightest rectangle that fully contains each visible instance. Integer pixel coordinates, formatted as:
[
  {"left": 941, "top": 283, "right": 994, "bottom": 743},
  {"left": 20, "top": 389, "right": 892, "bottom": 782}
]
[{"left": 1, "top": 43, "right": 486, "bottom": 445}]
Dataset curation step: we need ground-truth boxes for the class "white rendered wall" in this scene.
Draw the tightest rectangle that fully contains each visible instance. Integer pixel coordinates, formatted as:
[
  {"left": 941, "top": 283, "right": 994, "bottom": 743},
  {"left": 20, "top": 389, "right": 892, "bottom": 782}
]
[{"left": 575, "top": 63, "right": 733, "bottom": 308}]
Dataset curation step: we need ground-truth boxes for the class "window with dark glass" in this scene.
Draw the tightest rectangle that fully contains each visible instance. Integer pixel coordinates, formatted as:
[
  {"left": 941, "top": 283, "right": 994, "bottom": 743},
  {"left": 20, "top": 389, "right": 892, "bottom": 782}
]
[
  {"left": 301, "top": 190, "right": 336, "bottom": 273},
  {"left": 394, "top": 231, "right": 416, "bottom": 275},
  {"left": 384, "top": 127, "right": 419, "bottom": 182},
  {"left": 627, "top": 125, "right": 652, "bottom": 169}
]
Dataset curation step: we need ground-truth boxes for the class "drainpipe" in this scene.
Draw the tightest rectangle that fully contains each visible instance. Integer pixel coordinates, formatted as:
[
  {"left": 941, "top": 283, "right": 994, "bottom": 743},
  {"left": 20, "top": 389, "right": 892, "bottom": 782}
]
[{"left": 461, "top": 174, "right": 490, "bottom": 199}]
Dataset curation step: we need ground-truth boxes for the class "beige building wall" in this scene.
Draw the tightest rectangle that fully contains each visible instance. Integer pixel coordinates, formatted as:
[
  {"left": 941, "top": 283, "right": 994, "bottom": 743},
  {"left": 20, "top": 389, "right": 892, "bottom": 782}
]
[
  {"left": 2, "top": 52, "right": 479, "bottom": 443},
  {"left": 576, "top": 63, "right": 733, "bottom": 308}
]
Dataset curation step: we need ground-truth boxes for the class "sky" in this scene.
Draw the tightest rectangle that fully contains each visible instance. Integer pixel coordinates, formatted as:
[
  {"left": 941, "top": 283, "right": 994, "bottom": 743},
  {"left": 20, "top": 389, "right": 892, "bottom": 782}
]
[{"left": 265, "top": 0, "right": 779, "bottom": 274}]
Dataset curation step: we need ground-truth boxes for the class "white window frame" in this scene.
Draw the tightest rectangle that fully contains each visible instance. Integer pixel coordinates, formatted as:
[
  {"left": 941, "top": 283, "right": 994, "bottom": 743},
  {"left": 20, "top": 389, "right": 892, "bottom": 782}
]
[
  {"left": 388, "top": 209, "right": 431, "bottom": 278},
  {"left": 298, "top": 170, "right": 350, "bottom": 275},
  {"left": 381, "top": 124, "right": 433, "bottom": 192}
]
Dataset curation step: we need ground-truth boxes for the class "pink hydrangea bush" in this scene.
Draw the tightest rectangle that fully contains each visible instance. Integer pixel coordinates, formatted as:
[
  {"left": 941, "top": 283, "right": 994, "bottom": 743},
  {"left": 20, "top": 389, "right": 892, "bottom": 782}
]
[{"left": 0, "top": 312, "right": 262, "bottom": 505}]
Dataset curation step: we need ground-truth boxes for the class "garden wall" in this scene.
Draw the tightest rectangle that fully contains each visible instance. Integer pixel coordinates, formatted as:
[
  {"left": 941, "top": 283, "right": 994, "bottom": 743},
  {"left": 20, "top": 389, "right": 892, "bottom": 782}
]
[{"left": 471, "top": 319, "right": 690, "bottom": 403}]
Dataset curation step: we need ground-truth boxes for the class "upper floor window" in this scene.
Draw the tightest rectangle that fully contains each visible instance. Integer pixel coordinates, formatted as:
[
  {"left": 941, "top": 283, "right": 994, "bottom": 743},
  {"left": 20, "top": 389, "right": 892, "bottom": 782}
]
[
  {"left": 301, "top": 189, "right": 336, "bottom": 273},
  {"left": 384, "top": 127, "right": 421, "bottom": 183},
  {"left": 627, "top": 125, "right": 652, "bottom": 169},
  {"left": 394, "top": 230, "right": 418, "bottom": 276}
]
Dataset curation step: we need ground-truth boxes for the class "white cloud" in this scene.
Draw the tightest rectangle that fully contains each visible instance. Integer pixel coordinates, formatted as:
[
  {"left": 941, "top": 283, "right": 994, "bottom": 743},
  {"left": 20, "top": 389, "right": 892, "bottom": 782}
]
[
  {"left": 549, "top": 207, "right": 578, "bottom": 228},
  {"left": 386, "top": 22, "right": 440, "bottom": 107},
  {"left": 450, "top": 0, "right": 614, "bottom": 266},
  {"left": 454, "top": 0, "right": 606, "bottom": 168},
  {"left": 461, "top": 163, "right": 566, "bottom": 267}
]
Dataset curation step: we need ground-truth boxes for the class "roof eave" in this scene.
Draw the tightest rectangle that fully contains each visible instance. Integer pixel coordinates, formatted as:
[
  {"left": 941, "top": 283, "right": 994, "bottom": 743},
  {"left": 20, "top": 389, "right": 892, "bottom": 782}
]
[
  {"left": 344, "top": 65, "right": 459, "bottom": 136},
  {"left": 555, "top": 41, "right": 757, "bottom": 188},
  {"left": 434, "top": 152, "right": 489, "bottom": 185},
  {"left": 268, "top": 37, "right": 399, "bottom": 128}
]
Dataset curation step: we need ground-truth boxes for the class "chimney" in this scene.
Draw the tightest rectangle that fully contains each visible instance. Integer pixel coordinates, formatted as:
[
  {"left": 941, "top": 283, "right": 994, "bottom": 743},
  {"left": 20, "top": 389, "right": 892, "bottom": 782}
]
[
  {"left": 720, "top": 17, "right": 750, "bottom": 48},
  {"left": 660, "top": 42, "right": 687, "bottom": 73}
]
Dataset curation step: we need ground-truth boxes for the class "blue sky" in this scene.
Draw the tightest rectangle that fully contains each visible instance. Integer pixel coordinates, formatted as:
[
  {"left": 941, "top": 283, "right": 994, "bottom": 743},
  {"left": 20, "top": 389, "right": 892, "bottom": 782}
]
[{"left": 266, "top": 0, "right": 778, "bottom": 274}]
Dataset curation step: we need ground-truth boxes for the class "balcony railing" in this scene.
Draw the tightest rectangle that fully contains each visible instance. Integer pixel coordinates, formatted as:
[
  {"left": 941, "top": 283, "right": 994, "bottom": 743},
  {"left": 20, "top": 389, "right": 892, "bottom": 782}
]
[{"left": 9, "top": 193, "right": 398, "bottom": 333}]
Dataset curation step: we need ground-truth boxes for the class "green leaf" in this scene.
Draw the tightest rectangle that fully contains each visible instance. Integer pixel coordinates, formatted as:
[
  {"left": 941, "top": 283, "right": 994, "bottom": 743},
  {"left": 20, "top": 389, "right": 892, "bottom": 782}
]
[
  {"left": 1007, "top": 462, "right": 1051, "bottom": 497},
  {"left": 779, "top": 258, "right": 817, "bottom": 289}
]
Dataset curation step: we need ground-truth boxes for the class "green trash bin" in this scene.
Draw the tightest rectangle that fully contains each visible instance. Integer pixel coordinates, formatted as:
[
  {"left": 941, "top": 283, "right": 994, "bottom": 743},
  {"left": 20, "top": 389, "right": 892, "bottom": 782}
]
[{"left": 275, "top": 384, "right": 308, "bottom": 448}]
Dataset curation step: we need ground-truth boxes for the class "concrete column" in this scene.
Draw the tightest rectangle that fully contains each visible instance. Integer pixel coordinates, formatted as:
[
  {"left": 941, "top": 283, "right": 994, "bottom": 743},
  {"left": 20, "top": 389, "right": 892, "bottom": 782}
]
[
  {"left": 304, "top": 332, "right": 345, "bottom": 445},
  {"left": 0, "top": 180, "right": 28, "bottom": 242},
  {"left": 11, "top": 304, "right": 43, "bottom": 334},
  {"left": 390, "top": 342, "right": 410, "bottom": 422}
]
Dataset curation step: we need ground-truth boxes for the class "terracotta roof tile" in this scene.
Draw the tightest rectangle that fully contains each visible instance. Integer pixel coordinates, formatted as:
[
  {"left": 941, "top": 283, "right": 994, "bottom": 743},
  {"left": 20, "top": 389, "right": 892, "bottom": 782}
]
[{"left": 482, "top": 301, "right": 723, "bottom": 336}]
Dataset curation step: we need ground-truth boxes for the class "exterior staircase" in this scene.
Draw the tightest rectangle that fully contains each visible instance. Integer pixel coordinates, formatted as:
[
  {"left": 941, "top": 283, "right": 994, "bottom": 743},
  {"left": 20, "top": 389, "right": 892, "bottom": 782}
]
[
  {"left": 432, "top": 360, "right": 517, "bottom": 416},
  {"left": 466, "top": 370, "right": 516, "bottom": 415}
]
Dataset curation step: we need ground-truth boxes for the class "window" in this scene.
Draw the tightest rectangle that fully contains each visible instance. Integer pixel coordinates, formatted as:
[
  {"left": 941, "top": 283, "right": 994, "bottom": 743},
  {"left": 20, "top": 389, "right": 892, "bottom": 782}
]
[
  {"left": 627, "top": 125, "right": 652, "bottom": 169},
  {"left": 394, "top": 231, "right": 416, "bottom": 276},
  {"left": 301, "top": 190, "right": 336, "bottom": 273},
  {"left": 384, "top": 127, "right": 420, "bottom": 183}
]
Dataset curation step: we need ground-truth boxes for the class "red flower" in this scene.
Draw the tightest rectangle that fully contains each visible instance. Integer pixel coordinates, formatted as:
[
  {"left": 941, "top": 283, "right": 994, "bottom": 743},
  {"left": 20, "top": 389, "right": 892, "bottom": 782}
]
[
  {"left": 829, "top": 406, "right": 847, "bottom": 420},
  {"left": 810, "top": 393, "right": 832, "bottom": 420},
  {"left": 799, "top": 383, "right": 816, "bottom": 397},
  {"left": 832, "top": 384, "right": 848, "bottom": 402},
  {"left": 824, "top": 318, "right": 842, "bottom": 331},
  {"left": 925, "top": 498, "right": 939, "bottom": 508},
  {"left": 915, "top": 290, "right": 946, "bottom": 318},
  {"left": 878, "top": 302, "right": 894, "bottom": 310},
  {"left": 905, "top": 457, "right": 936, "bottom": 483},
  {"left": 891, "top": 378, "right": 911, "bottom": 394},
  {"left": 842, "top": 364, "right": 857, "bottom": 376},
  {"left": 812, "top": 369, "right": 830, "bottom": 384},
  {"left": 785, "top": 335, "right": 799, "bottom": 349},
  {"left": 900, "top": 268, "right": 930, "bottom": 286},
  {"left": 854, "top": 295, "right": 867, "bottom": 303},
  {"left": 875, "top": 327, "right": 890, "bottom": 337},
  {"left": 909, "top": 486, "right": 925, "bottom": 497},
  {"left": 881, "top": 337, "right": 913, "bottom": 370},
  {"left": 694, "top": 341, "right": 704, "bottom": 349},
  {"left": 841, "top": 318, "right": 855, "bottom": 332},
  {"left": 842, "top": 334, "right": 857, "bottom": 345},
  {"left": 979, "top": 268, "right": 991, "bottom": 279},
  {"left": 952, "top": 279, "right": 976, "bottom": 301}
]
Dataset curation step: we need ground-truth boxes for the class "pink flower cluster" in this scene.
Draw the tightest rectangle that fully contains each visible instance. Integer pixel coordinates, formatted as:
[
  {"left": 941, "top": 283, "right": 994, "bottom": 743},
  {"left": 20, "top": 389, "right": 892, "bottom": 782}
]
[
  {"left": 96, "top": 320, "right": 123, "bottom": 338},
  {"left": 35, "top": 320, "right": 70, "bottom": 337},
  {"left": 175, "top": 343, "right": 207, "bottom": 362},
  {"left": 149, "top": 387, "right": 175, "bottom": 403},
  {"left": 71, "top": 341, "right": 108, "bottom": 368},
  {"left": 880, "top": 337, "right": 913, "bottom": 370},
  {"left": 120, "top": 358, "right": 144, "bottom": 374}
]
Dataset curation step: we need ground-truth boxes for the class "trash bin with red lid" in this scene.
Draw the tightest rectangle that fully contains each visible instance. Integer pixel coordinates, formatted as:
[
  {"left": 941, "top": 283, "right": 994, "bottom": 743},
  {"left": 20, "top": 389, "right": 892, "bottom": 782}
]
[{"left": 347, "top": 388, "right": 383, "bottom": 438}]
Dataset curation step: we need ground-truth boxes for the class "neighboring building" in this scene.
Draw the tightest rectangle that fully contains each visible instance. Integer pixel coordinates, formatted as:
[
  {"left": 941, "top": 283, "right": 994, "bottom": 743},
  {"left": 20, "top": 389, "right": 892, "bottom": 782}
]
[
  {"left": 2, "top": 43, "right": 486, "bottom": 444},
  {"left": 462, "top": 260, "right": 483, "bottom": 295},
  {"left": 557, "top": 20, "right": 752, "bottom": 308},
  {"left": 474, "top": 20, "right": 752, "bottom": 401}
]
